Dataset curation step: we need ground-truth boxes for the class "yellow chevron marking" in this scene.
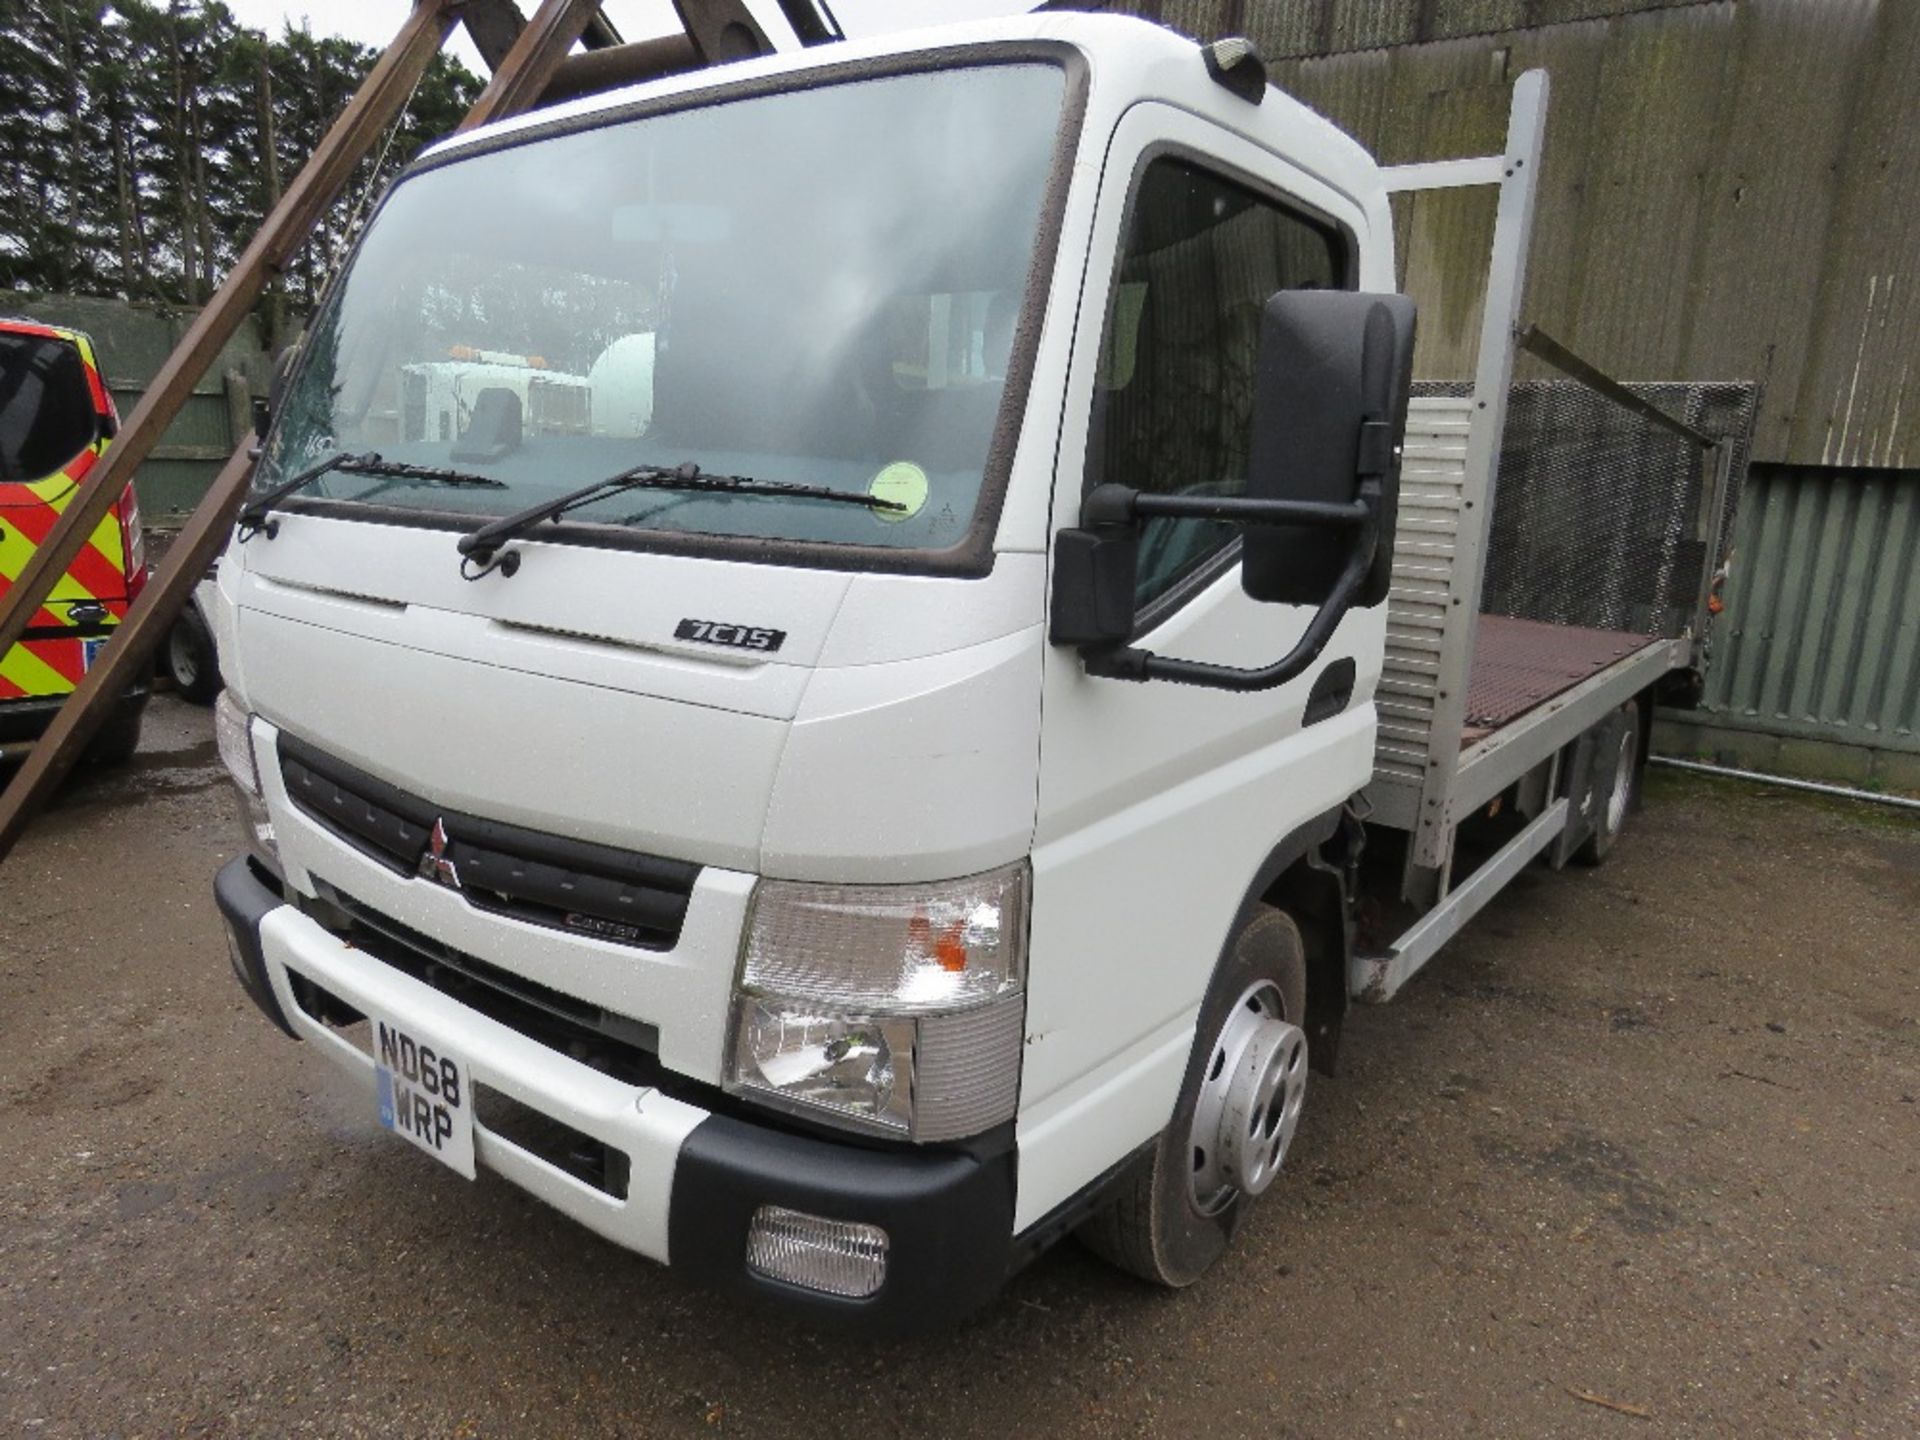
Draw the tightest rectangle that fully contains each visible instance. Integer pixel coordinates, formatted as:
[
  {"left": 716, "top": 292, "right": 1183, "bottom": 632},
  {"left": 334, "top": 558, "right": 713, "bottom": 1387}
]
[
  {"left": 86, "top": 509, "right": 126, "bottom": 576},
  {"left": 0, "top": 516, "right": 36, "bottom": 583},
  {"left": 0, "top": 639, "right": 76, "bottom": 698},
  {"left": 0, "top": 517, "right": 102, "bottom": 602},
  {"left": 26, "top": 473, "right": 78, "bottom": 504}
]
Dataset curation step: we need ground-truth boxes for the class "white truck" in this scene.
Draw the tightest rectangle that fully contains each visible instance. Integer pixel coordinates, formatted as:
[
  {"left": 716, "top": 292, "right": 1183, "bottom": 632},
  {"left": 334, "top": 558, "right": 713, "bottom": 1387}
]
[
  {"left": 210, "top": 13, "right": 1746, "bottom": 1325},
  {"left": 395, "top": 339, "right": 657, "bottom": 450}
]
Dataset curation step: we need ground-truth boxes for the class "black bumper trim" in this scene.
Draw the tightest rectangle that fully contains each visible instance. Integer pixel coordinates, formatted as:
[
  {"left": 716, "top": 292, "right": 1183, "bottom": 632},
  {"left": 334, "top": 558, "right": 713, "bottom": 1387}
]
[
  {"left": 215, "top": 856, "right": 298, "bottom": 1038},
  {"left": 0, "top": 683, "right": 148, "bottom": 746},
  {"left": 669, "top": 1114, "right": 1015, "bottom": 1331}
]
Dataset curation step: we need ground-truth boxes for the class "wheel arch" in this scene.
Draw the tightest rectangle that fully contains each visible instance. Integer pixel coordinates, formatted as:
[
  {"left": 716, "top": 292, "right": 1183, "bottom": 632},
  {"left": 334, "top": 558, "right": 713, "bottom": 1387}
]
[{"left": 1228, "top": 801, "right": 1360, "bottom": 1078}]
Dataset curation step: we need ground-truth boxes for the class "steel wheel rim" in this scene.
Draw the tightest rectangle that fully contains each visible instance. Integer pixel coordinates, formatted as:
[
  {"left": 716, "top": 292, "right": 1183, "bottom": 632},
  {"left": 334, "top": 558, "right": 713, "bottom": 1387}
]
[
  {"left": 1605, "top": 727, "right": 1634, "bottom": 833},
  {"left": 167, "top": 625, "right": 200, "bottom": 689},
  {"left": 1188, "top": 979, "right": 1309, "bottom": 1216}
]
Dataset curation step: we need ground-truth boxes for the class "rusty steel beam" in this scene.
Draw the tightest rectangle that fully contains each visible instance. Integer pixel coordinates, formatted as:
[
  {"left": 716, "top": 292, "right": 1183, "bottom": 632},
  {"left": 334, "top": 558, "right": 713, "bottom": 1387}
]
[
  {"left": 670, "top": 0, "right": 773, "bottom": 63},
  {"left": 0, "top": 0, "right": 634, "bottom": 864},
  {"left": 581, "top": 8, "right": 623, "bottom": 49},
  {"left": 458, "top": 0, "right": 529, "bottom": 71},
  {"left": 0, "top": 445, "right": 257, "bottom": 862},
  {"left": 460, "top": 0, "right": 622, "bottom": 71},
  {"left": 0, "top": 0, "right": 684, "bottom": 861},
  {"left": 457, "top": 0, "right": 608, "bottom": 131},
  {"left": 538, "top": 34, "right": 701, "bottom": 104},
  {"left": 0, "top": 0, "right": 460, "bottom": 676}
]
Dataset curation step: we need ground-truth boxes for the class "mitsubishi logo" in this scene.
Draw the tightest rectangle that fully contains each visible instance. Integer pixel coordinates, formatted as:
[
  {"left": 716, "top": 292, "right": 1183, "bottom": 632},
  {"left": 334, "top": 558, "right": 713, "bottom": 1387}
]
[{"left": 418, "top": 817, "right": 462, "bottom": 890}]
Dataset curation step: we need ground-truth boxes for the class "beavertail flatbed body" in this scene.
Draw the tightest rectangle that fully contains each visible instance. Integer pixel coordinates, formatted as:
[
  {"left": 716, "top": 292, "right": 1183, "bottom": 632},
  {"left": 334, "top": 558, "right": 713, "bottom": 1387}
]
[{"left": 1350, "top": 82, "right": 1749, "bottom": 1000}]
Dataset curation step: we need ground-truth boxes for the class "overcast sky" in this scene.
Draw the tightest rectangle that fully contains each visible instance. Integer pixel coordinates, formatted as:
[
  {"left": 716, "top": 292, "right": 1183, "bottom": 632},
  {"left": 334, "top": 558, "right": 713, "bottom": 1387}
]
[{"left": 218, "top": 1, "right": 1039, "bottom": 74}]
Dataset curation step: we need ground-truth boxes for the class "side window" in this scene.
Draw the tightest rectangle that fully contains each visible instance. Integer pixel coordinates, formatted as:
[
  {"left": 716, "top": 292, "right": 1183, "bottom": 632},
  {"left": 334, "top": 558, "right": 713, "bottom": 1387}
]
[
  {"left": 0, "top": 334, "right": 98, "bottom": 483},
  {"left": 1089, "top": 157, "right": 1348, "bottom": 609}
]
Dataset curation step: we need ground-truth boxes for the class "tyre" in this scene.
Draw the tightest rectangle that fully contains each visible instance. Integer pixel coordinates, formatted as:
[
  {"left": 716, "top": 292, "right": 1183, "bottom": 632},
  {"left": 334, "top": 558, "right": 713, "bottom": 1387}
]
[
  {"left": 1575, "top": 701, "right": 1642, "bottom": 866},
  {"left": 164, "top": 603, "right": 221, "bottom": 704},
  {"left": 1078, "top": 904, "right": 1310, "bottom": 1288},
  {"left": 85, "top": 701, "right": 144, "bottom": 767}
]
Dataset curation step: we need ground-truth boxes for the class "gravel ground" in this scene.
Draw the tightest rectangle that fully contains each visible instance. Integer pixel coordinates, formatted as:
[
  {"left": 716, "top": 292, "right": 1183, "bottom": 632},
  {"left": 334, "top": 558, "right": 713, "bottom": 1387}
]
[{"left": 1, "top": 695, "right": 1915, "bottom": 1439}]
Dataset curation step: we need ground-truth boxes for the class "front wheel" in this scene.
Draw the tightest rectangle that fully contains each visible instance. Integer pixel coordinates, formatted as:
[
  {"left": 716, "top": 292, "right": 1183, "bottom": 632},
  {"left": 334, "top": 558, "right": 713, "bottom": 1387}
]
[
  {"left": 1078, "top": 904, "right": 1309, "bottom": 1288},
  {"left": 164, "top": 604, "right": 221, "bottom": 704}
]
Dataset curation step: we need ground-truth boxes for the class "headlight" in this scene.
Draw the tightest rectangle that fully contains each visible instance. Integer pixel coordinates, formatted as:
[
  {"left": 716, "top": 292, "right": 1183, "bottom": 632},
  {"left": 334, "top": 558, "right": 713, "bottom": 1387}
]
[
  {"left": 214, "top": 691, "right": 278, "bottom": 872},
  {"left": 726, "top": 862, "right": 1029, "bottom": 1141}
]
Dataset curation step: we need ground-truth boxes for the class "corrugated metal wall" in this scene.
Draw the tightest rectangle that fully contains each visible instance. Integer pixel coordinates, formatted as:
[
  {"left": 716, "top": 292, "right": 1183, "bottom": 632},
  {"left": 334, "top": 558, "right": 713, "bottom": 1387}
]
[
  {"left": 1693, "top": 464, "right": 1920, "bottom": 768},
  {"left": 1118, "top": 0, "right": 1920, "bottom": 471}
]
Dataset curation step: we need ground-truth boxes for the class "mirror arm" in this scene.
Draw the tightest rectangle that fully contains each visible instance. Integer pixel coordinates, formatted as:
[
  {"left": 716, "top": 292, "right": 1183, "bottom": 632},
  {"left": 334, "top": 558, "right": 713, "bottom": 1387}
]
[
  {"left": 1083, "top": 482, "right": 1371, "bottom": 530},
  {"left": 1082, "top": 479, "right": 1381, "bottom": 692}
]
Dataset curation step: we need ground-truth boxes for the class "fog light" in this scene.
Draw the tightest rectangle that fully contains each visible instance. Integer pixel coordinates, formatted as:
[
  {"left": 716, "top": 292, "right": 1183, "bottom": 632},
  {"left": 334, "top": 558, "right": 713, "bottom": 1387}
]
[{"left": 745, "top": 1205, "right": 888, "bottom": 1298}]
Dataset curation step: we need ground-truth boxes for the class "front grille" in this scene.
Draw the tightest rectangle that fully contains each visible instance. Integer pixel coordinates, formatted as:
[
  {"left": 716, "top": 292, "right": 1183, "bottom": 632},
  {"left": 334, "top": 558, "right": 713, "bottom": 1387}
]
[
  {"left": 277, "top": 734, "right": 700, "bottom": 951},
  {"left": 309, "top": 883, "right": 666, "bottom": 1087},
  {"left": 280, "top": 966, "right": 633, "bottom": 1200}
]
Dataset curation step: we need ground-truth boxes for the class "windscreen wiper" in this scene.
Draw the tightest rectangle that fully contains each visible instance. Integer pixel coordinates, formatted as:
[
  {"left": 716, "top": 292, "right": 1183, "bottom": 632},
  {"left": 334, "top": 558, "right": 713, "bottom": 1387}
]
[
  {"left": 455, "top": 461, "right": 905, "bottom": 579},
  {"left": 236, "top": 452, "right": 507, "bottom": 542},
  {"left": 236, "top": 451, "right": 361, "bottom": 541},
  {"left": 615, "top": 468, "right": 908, "bottom": 516}
]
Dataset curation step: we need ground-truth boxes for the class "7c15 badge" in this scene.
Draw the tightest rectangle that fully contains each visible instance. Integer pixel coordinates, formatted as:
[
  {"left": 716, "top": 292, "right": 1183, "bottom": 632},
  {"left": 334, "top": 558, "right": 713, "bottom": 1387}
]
[{"left": 674, "top": 618, "right": 785, "bottom": 653}]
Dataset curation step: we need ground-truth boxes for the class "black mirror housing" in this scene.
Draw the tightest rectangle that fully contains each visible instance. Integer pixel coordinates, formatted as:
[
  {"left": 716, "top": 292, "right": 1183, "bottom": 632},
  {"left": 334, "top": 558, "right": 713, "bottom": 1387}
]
[
  {"left": 1049, "top": 521, "right": 1139, "bottom": 649},
  {"left": 1242, "top": 290, "right": 1416, "bottom": 608}
]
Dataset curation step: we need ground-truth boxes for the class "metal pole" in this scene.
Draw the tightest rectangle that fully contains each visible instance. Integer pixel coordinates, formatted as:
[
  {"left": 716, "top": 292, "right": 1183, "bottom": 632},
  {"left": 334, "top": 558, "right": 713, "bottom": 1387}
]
[
  {"left": 1650, "top": 756, "right": 1920, "bottom": 814},
  {"left": 1689, "top": 439, "right": 1737, "bottom": 669},
  {"left": 1515, "top": 325, "right": 1716, "bottom": 449},
  {"left": 1409, "top": 68, "right": 1550, "bottom": 874}
]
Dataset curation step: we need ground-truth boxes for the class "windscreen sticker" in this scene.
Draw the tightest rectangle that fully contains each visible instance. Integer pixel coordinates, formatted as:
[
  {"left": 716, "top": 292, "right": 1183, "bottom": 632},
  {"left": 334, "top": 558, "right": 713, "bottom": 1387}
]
[{"left": 868, "top": 461, "right": 929, "bottom": 523}]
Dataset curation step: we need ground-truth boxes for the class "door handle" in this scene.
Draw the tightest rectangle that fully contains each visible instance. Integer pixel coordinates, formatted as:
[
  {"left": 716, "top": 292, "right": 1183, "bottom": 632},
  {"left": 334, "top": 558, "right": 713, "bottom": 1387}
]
[{"left": 1302, "top": 657, "right": 1356, "bottom": 726}]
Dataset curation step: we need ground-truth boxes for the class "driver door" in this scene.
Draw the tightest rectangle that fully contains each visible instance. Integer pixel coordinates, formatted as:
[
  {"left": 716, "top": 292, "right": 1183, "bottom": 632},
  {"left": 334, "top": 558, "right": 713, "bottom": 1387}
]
[{"left": 1015, "top": 104, "right": 1390, "bottom": 1226}]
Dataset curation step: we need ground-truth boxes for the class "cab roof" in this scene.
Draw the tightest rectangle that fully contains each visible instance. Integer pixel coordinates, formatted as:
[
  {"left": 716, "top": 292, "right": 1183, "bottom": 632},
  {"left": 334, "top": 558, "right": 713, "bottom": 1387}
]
[{"left": 421, "top": 11, "right": 1382, "bottom": 200}]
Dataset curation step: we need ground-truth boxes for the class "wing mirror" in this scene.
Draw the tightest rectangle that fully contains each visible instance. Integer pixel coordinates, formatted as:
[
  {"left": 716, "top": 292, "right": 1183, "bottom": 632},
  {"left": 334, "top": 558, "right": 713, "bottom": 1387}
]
[
  {"left": 1242, "top": 291, "right": 1414, "bottom": 610},
  {"left": 1049, "top": 290, "right": 1415, "bottom": 690}
]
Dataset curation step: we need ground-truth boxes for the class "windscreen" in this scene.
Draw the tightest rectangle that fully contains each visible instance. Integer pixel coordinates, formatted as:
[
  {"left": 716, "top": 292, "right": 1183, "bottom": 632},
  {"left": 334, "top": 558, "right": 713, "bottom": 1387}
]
[
  {"left": 259, "top": 63, "right": 1066, "bottom": 562},
  {"left": 0, "top": 333, "right": 97, "bottom": 484}
]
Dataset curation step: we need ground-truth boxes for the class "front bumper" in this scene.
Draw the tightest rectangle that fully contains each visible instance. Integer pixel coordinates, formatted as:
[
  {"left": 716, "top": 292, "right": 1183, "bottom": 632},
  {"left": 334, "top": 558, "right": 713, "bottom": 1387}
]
[{"left": 214, "top": 857, "right": 1016, "bottom": 1327}]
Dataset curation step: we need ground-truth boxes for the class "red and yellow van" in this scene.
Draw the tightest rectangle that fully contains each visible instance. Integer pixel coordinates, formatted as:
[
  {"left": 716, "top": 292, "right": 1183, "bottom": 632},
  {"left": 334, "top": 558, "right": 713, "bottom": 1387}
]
[{"left": 0, "top": 318, "right": 149, "bottom": 765}]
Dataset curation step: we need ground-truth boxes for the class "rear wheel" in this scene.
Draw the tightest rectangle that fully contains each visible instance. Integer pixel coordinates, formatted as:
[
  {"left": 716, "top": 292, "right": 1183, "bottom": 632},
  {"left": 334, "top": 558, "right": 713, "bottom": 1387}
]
[
  {"left": 1078, "top": 904, "right": 1309, "bottom": 1288},
  {"left": 164, "top": 604, "right": 221, "bottom": 704},
  {"left": 1576, "top": 702, "right": 1642, "bottom": 866}
]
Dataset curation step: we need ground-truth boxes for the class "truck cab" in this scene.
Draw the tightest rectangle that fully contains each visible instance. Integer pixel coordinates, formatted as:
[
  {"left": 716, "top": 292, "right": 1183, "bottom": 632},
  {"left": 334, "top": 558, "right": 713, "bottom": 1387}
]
[{"left": 210, "top": 12, "right": 1504, "bottom": 1323}]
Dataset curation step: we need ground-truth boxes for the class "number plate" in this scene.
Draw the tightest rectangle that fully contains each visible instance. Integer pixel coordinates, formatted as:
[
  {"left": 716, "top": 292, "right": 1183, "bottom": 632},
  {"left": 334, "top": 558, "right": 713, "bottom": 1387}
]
[{"left": 373, "top": 1015, "right": 476, "bottom": 1180}]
